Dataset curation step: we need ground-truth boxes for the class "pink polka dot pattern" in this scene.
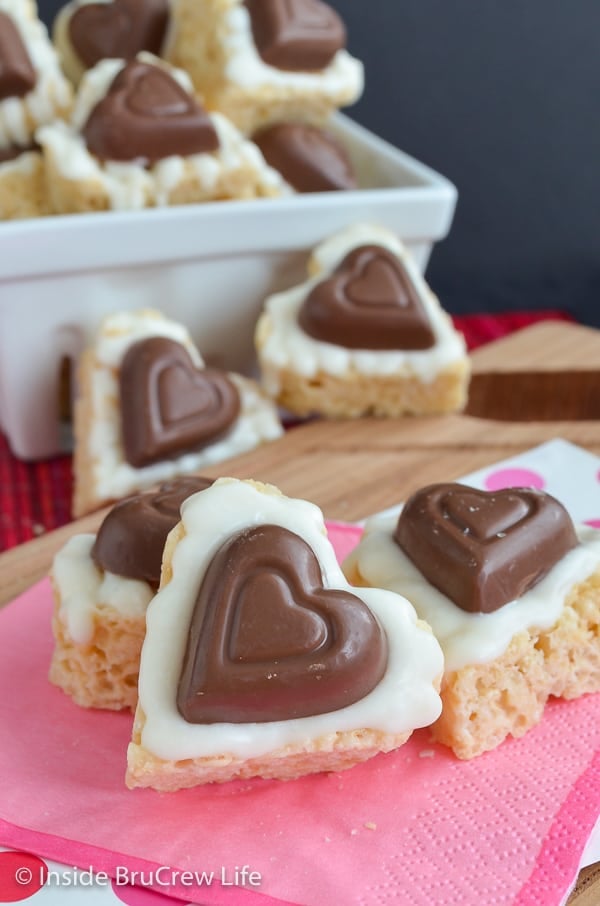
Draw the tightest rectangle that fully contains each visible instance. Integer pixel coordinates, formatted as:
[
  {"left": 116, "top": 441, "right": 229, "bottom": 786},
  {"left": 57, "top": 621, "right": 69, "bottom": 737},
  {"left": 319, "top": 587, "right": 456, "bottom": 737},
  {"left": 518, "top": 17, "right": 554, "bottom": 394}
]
[
  {"left": 484, "top": 468, "right": 546, "bottom": 492},
  {"left": 0, "top": 852, "right": 47, "bottom": 902}
]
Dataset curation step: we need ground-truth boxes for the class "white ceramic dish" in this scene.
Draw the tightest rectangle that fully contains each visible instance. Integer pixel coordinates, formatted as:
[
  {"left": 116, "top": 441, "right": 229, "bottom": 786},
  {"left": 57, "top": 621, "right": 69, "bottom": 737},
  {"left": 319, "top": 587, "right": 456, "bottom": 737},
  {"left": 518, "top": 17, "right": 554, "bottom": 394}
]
[{"left": 0, "top": 113, "right": 457, "bottom": 460}]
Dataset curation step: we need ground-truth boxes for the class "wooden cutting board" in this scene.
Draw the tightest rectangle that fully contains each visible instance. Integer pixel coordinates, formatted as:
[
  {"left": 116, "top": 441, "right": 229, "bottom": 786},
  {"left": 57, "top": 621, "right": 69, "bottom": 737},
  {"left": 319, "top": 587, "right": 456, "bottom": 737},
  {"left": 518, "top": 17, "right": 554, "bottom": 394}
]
[
  {"left": 1, "top": 320, "right": 600, "bottom": 606},
  {"left": 0, "top": 320, "right": 599, "bottom": 902}
]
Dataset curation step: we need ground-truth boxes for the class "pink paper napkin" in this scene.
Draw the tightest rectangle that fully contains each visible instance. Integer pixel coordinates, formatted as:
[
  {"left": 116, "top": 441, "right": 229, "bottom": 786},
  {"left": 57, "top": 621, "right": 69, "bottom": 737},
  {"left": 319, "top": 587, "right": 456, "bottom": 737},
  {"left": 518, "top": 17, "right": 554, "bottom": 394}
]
[{"left": 1, "top": 522, "right": 599, "bottom": 906}]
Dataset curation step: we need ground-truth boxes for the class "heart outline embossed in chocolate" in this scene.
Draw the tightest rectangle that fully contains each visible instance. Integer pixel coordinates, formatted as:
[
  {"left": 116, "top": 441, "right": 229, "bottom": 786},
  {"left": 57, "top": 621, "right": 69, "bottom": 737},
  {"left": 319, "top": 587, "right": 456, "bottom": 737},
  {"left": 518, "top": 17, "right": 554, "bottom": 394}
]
[
  {"left": 0, "top": 11, "right": 37, "bottom": 102},
  {"left": 119, "top": 336, "right": 240, "bottom": 468},
  {"left": 82, "top": 60, "right": 219, "bottom": 163},
  {"left": 68, "top": 0, "right": 169, "bottom": 70},
  {"left": 91, "top": 476, "right": 214, "bottom": 586},
  {"left": 394, "top": 483, "right": 579, "bottom": 614},
  {"left": 253, "top": 122, "right": 356, "bottom": 193},
  {"left": 298, "top": 244, "right": 436, "bottom": 350},
  {"left": 245, "top": 0, "right": 345, "bottom": 71},
  {"left": 177, "top": 524, "right": 388, "bottom": 723}
]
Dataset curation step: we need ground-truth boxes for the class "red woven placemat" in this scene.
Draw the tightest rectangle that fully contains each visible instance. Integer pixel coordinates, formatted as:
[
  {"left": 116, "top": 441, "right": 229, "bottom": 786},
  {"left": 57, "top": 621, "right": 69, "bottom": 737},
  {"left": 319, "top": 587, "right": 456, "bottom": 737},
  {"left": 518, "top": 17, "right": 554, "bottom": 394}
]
[{"left": 0, "top": 311, "right": 574, "bottom": 552}]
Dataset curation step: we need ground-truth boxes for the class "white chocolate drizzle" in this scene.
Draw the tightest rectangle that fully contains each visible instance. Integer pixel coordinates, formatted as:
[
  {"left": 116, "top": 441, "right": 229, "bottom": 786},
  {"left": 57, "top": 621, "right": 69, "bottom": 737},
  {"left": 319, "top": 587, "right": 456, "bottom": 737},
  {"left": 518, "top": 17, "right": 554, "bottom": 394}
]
[
  {"left": 88, "top": 310, "right": 283, "bottom": 501},
  {"left": 0, "top": 0, "right": 71, "bottom": 151},
  {"left": 52, "top": 534, "right": 153, "bottom": 645},
  {"left": 223, "top": 2, "right": 364, "bottom": 97}
]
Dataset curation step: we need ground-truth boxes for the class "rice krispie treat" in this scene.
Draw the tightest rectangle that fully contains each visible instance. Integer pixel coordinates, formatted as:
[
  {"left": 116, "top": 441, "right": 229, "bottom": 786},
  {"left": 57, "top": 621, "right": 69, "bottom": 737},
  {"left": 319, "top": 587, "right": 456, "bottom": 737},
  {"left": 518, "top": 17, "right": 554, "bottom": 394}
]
[
  {"left": 252, "top": 121, "right": 356, "bottom": 193},
  {"left": 0, "top": 0, "right": 72, "bottom": 218},
  {"left": 53, "top": 0, "right": 170, "bottom": 84},
  {"left": 36, "top": 53, "right": 283, "bottom": 213},
  {"left": 255, "top": 223, "right": 470, "bottom": 417},
  {"left": 344, "top": 482, "right": 600, "bottom": 759},
  {"left": 166, "top": 0, "right": 363, "bottom": 135},
  {"left": 72, "top": 310, "right": 283, "bottom": 516},
  {"left": 50, "top": 476, "right": 213, "bottom": 711},
  {"left": 126, "top": 478, "right": 443, "bottom": 790},
  {"left": 0, "top": 149, "right": 50, "bottom": 216}
]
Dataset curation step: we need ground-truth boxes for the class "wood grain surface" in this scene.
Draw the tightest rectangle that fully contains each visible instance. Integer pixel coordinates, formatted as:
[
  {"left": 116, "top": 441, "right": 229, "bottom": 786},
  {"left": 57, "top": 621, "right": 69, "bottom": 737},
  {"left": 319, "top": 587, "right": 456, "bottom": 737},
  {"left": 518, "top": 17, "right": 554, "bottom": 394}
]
[
  {"left": 2, "top": 410, "right": 600, "bottom": 606},
  {"left": 2, "top": 321, "right": 600, "bottom": 604},
  {"left": 0, "top": 321, "right": 599, "bottom": 901},
  {"left": 568, "top": 862, "right": 600, "bottom": 906},
  {"left": 467, "top": 321, "right": 600, "bottom": 420}
]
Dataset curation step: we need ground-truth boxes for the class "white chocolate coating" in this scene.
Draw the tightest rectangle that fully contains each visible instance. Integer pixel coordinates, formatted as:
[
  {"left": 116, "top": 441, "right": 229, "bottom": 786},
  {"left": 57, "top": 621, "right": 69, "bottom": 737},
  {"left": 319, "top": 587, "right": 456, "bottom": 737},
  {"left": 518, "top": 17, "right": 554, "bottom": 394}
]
[
  {"left": 52, "top": 534, "right": 153, "bottom": 644},
  {"left": 0, "top": 0, "right": 71, "bottom": 150},
  {"left": 36, "top": 54, "right": 282, "bottom": 208},
  {"left": 257, "top": 224, "right": 467, "bottom": 392},
  {"left": 137, "top": 479, "right": 443, "bottom": 761},
  {"left": 222, "top": 3, "right": 364, "bottom": 96},
  {"left": 346, "top": 512, "right": 600, "bottom": 673},
  {"left": 87, "top": 310, "right": 283, "bottom": 502},
  {"left": 94, "top": 309, "right": 199, "bottom": 369}
]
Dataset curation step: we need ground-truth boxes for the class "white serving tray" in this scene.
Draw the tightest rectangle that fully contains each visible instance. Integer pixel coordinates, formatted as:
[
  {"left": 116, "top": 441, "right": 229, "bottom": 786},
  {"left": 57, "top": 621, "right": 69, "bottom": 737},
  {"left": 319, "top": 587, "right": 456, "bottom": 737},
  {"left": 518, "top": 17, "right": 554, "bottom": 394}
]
[{"left": 0, "top": 113, "right": 457, "bottom": 460}]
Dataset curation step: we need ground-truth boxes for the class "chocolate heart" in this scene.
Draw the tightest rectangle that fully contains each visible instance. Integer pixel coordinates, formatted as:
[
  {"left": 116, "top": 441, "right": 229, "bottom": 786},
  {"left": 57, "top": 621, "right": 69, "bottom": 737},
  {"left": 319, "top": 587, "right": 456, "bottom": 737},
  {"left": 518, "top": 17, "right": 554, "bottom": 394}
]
[
  {"left": 245, "top": 0, "right": 345, "bottom": 71},
  {"left": 298, "top": 245, "right": 436, "bottom": 350},
  {"left": 82, "top": 60, "right": 219, "bottom": 163},
  {"left": 442, "top": 490, "right": 530, "bottom": 540},
  {"left": 394, "top": 483, "right": 579, "bottom": 614},
  {"left": 69, "top": 0, "right": 169, "bottom": 69},
  {"left": 253, "top": 123, "right": 356, "bottom": 192},
  {"left": 0, "top": 11, "right": 36, "bottom": 102},
  {"left": 177, "top": 524, "right": 388, "bottom": 723},
  {"left": 119, "top": 336, "right": 241, "bottom": 468},
  {"left": 91, "top": 477, "right": 214, "bottom": 586}
]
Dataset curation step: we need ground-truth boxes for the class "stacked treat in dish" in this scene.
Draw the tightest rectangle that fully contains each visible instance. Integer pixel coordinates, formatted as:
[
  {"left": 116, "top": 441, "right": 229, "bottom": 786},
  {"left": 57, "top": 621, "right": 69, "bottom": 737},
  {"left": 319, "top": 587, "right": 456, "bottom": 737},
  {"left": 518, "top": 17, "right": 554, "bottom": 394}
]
[
  {"left": 0, "top": 0, "right": 72, "bottom": 217},
  {"left": 1, "top": 0, "right": 364, "bottom": 217}
]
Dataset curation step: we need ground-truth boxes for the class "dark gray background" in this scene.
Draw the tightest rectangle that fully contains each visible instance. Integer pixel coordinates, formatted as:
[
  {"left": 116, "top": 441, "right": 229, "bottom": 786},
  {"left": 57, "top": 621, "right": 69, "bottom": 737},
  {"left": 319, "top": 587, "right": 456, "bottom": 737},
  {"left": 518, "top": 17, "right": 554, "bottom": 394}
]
[{"left": 38, "top": 0, "right": 600, "bottom": 324}]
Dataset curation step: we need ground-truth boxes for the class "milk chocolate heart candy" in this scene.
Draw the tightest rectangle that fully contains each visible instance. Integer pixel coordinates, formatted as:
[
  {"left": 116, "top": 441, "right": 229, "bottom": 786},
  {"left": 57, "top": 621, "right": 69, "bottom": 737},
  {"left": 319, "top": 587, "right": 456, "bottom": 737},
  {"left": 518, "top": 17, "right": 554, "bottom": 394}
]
[
  {"left": 253, "top": 123, "right": 356, "bottom": 193},
  {"left": 177, "top": 524, "right": 388, "bottom": 723},
  {"left": 69, "top": 0, "right": 169, "bottom": 69},
  {"left": 82, "top": 60, "right": 219, "bottom": 163},
  {"left": 394, "top": 483, "right": 579, "bottom": 614},
  {"left": 119, "top": 337, "right": 240, "bottom": 468},
  {"left": 0, "top": 11, "right": 36, "bottom": 102},
  {"left": 298, "top": 245, "right": 436, "bottom": 350},
  {"left": 245, "top": 0, "right": 345, "bottom": 71},
  {"left": 91, "top": 477, "right": 214, "bottom": 586}
]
